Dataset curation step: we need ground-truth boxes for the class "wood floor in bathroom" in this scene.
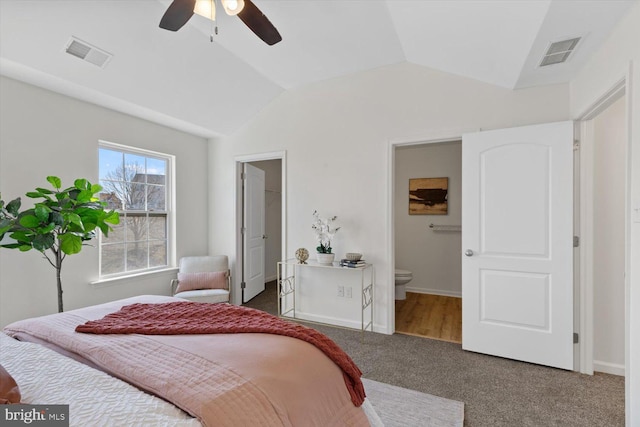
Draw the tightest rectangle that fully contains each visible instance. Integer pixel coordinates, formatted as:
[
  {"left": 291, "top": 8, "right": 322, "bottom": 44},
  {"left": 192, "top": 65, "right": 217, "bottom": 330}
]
[{"left": 395, "top": 293, "right": 462, "bottom": 344}]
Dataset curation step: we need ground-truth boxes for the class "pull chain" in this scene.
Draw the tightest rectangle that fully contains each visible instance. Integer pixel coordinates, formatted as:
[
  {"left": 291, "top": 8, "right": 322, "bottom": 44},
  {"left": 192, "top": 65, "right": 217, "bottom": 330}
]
[{"left": 209, "top": 0, "right": 217, "bottom": 43}]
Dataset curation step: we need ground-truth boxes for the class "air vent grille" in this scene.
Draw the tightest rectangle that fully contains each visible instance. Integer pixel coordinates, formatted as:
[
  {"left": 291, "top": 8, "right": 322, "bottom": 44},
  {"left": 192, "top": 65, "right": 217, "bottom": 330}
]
[
  {"left": 64, "top": 37, "right": 112, "bottom": 68},
  {"left": 539, "top": 37, "right": 581, "bottom": 67}
]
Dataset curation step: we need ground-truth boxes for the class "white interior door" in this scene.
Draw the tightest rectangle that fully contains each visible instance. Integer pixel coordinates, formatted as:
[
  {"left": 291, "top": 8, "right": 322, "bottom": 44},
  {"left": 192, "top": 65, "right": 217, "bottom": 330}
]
[
  {"left": 462, "top": 121, "right": 574, "bottom": 370},
  {"left": 243, "top": 163, "right": 266, "bottom": 303}
]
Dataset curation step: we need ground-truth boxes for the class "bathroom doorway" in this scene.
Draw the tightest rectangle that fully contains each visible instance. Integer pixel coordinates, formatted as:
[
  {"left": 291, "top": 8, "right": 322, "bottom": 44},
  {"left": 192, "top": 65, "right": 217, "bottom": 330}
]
[{"left": 393, "top": 141, "right": 462, "bottom": 343}]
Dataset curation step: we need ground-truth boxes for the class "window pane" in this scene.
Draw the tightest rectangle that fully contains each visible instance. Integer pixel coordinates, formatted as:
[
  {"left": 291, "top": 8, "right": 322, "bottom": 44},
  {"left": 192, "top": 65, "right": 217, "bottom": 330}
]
[
  {"left": 149, "top": 215, "right": 166, "bottom": 240},
  {"left": 126, "top": 215, "right": 148, "bottom": 242},
  {"left": 101, "top": 244, "right": 125, "bottom": 275},
  {"left": 149, "top": 241, "right": 167, "bottom": 268},
  {"left": 99, "top": 149, "right": 123, "bottom": 180},
  {"left": 125, "top": 153, "right": 146, "bottom": 176},
  {"left": 104, "top": 220, "right": 125, "bottom": 243},
  {"left": 147, "top": 157, "right": 166, "bottom": 179},
  {"left": 99, "top": 180, "right": 123, "bottom": 210},
  {"left": 126, "top": 183, "right": 146, "bottom": 210},
  {"left": 126, "top": 241, "right": 148, "bottom": 271},
  {"left": 147, "top": 185, "right": 165, "bottom": 211}
]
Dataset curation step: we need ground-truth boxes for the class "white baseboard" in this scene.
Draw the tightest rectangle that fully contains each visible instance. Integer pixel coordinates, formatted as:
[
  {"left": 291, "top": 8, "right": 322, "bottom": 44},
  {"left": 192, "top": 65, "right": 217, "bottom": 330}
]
[
  {"left": 282, "top": 310, "right": 364, "bottom": 331},
  {"left": 265, "top": 275, "right": 277, "bottom": 282},
  {"left": 593, "top": 360, "right": 625, "bottom": 376},
  {"left": 405, "top": 287, "right": 462, "bottom": 298}
]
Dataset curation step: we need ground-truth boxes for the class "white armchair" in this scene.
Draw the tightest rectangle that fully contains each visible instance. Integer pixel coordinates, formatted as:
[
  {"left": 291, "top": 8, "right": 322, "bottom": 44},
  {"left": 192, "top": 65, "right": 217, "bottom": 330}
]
[{"left": 171, "top": 256, "right": 230, "bottom": 303}]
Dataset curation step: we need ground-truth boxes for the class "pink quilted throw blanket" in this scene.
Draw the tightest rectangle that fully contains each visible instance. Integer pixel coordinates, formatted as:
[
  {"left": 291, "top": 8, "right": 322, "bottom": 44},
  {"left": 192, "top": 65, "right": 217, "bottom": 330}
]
[{"left": 76, "top": 301, "right": 366, "bottom": 406}]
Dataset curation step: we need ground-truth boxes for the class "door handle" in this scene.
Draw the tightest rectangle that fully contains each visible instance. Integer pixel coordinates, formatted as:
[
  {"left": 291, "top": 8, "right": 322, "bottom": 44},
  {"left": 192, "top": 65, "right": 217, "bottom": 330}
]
[
  {"left": 464, "top": 249, "right": 474, "bottom": 257},
  {"left": 262, "top": 235, "right": 268, "bottom": 239}
]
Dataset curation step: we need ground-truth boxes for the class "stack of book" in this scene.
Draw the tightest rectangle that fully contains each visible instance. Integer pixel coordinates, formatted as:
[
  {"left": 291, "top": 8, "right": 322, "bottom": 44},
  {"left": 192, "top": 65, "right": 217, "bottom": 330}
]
[{"left": 340, "top": 259, "right": 366, "bottom": 268}]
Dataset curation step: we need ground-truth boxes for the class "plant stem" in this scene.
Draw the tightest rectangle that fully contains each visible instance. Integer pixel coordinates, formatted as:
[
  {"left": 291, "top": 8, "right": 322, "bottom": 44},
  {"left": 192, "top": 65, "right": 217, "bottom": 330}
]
[{"left": 55, "top": 248, "right": 63, "bottom": 312}]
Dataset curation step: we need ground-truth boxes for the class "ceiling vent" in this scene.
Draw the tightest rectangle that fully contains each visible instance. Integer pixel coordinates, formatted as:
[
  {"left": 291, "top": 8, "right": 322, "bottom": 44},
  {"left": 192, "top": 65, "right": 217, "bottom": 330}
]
[
  {"left": 539, "top": 37, "right": 581, "bottom": 67},
  {"left": 64, "top": 37, "right": 112, "bottom": 68}
]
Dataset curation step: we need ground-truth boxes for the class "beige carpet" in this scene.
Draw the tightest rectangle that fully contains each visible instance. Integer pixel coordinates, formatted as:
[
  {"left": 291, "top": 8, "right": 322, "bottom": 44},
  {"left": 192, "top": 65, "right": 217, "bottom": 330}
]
[{"left": 363, "top": 378, "right": 464, "bottom": 427}]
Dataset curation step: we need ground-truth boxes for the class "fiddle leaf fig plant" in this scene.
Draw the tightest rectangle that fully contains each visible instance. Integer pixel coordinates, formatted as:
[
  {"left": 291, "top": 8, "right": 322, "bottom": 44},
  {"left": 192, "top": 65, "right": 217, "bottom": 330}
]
[{"left": 0, "top": 176, "right": 120, "bottom": 312}]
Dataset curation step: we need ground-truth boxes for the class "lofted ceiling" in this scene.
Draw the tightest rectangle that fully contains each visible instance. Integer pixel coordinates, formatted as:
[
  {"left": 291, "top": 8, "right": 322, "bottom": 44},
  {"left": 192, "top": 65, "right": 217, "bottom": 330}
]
[{"left": 0, "top": 0, "right": 635, "bottom": 137}]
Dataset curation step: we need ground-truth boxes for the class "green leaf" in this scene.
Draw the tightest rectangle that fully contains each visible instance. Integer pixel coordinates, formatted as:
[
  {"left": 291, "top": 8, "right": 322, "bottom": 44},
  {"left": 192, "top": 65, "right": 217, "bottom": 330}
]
[
  {"left": 26, "top": 191, "right": 44, "bottom": 198},
  {"left": 35, "top": 187, "right": 54, "bottom": 195},
  {"left": 76, "top": 190, "right": 93, "bottom": 203},
  {"left": 32, "top": 234, "right": 55, "bottom": 251},
  {"left": 59, "top": 233, "right": 82, "bottom": 255},
  {"left": 0, "top": 243, "right": 22, "bottom": 249},
  {"left": 10, "top": 231, "right": 33, "bottom": 243},
  {"left": 19, "top": 215, "right": 41, "bottom": 228},
  {"left": 98, "top": 222, "right": 110, "bottom": 236},
  {"left": 104, "top": 210, "right": 120, "bottom": 224},
  {"left": 63, "top": 212, "right": 83, "bottom": 229},
  {"left": 50, "top": 211, "right": 64, "bottom": 226},
  {"left": 47, "top": 176, "right": 62, "bottom": 189},
  {"left": 0, "top": 218, "right": 13, "bottom": 232},
  {"left": 91, "top": 183, "right": 102, "bottom": 193},
  {"left": 19, "top": 245, "right": 32, "bottom": 252},
  {"left": 37, "top": 223, "right": 56, "bottom": 234},
  {"left": 6, "top": 198, "right": 21, "bottom": 216},
  {"left": 35, "top": 205, "right": 49, "bottom": 222},
  {"left": 74, "top": 179, "right": 88, "bottom": 190}
]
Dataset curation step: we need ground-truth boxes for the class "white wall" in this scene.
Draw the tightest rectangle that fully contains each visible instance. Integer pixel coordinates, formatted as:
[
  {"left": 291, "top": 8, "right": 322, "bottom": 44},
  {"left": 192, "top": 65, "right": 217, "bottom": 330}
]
[
  {"left": 395, "top": 142, "right": 462, "bottom": 297},
  {"left": 593, "top": 96, "right": 626, "bottom": 375},
  {"left": 569, "top": 2, "right": 640, "bottom": 424},
  {"left": 249, "top": 159, "right": 282, "bottom": 281},
  {"left": 209, "top": 62, "right": 570, "bottom": 333},
  {"left": 0, "top": 76, "right": 209, "bottom": 327}
]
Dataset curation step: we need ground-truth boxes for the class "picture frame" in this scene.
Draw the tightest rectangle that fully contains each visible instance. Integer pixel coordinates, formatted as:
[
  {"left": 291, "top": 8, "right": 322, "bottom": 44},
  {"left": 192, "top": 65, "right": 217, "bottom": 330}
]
[{"left": 409, "top": 177, "right": 448, "bottom": 215}]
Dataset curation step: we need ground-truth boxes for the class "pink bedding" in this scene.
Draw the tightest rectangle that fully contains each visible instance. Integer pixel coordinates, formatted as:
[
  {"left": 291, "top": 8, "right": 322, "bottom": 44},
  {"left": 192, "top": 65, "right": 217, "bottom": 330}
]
[
  {"left": 75, "top": 300, "right": 365, "bottom": 406},
  {"left": 4, "top": 295, "right": 369, "bottom": 427}
]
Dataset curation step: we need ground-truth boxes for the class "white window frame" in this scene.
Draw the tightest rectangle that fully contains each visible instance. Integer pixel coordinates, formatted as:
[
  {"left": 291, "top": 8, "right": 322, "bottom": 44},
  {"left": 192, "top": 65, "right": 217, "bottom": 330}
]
[{"left": 98, "top": 140, "right": 176, "bottom": 279}]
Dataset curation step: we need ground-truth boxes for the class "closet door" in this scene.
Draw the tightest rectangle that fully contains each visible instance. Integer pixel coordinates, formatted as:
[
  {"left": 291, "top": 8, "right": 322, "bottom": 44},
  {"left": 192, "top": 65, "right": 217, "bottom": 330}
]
[{"left": 462, "top": 121, "right": 574, "bottom": 370}]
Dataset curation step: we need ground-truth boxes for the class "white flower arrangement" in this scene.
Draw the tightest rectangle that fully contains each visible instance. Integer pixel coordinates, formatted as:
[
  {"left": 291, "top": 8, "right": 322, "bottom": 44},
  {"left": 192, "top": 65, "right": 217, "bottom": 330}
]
[{"left": 312, "top": 210, "right": 340, "bottom": 254}]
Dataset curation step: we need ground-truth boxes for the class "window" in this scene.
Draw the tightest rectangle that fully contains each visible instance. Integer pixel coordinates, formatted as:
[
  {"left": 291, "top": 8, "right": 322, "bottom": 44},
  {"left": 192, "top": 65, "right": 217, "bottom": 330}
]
[{"left": 98, "top": 142, "right": 172, "bottom": 277}]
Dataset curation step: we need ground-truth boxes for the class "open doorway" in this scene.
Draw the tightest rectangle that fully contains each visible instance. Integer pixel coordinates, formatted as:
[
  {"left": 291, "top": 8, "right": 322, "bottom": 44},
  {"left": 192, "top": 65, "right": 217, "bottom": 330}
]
[
  {"left": 234, "top": 152, "right": 286, "bottom": 306},
  {"left": 578, "top": 88, "right": 628, "bottom": 377},
  {"left": 393, "top": 141, "right": 462, "bottom": 343}
]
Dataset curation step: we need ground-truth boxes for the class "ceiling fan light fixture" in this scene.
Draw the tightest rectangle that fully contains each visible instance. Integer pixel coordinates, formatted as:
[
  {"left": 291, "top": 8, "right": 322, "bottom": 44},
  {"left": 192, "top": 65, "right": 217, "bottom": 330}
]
[
  {"left": 222, "top": 0, "right": 245, "bottom": 16},
  {"left": 194, "top": 0, "right": 216, "bottom": 20},
  {"left": 221, "top": 0, "right": 244, "bottom": 16}
]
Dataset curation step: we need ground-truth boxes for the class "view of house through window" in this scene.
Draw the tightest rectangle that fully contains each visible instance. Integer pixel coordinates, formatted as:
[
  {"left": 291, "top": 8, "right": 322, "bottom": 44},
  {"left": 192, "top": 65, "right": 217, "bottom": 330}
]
[{"left": 98, "top": 143, "right": 170, "bottom": 276}]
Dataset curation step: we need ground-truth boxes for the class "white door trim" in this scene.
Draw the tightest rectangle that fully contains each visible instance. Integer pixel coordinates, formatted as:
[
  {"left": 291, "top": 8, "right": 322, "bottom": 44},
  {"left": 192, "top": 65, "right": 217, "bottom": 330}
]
[
  {"left": 234, "top": 151, "right": 287, "bottom": 306},
  {"left": 387, "top": 129, "right": 476, "bottom": 335},
  {"left": 576, "top": 76, "right": 628, "bottom": 376}
]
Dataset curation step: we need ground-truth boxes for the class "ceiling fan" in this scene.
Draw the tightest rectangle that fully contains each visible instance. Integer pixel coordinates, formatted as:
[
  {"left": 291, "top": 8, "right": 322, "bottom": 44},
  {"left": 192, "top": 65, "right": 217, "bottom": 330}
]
[{"left": 159, "top": 0, "right": 282, "bottom": 46}]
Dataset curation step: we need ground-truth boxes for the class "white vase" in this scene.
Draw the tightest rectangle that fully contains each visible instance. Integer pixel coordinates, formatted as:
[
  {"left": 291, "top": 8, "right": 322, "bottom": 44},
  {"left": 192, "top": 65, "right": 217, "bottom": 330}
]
[{"left": 316, "top": 252, "right": 335, "bottom": 265}]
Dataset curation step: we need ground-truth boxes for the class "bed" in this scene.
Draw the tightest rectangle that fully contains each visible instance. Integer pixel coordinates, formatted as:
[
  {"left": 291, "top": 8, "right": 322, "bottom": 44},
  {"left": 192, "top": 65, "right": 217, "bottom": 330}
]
[{"left": 1, "top": 295, "right": 382, "bottom": 426}]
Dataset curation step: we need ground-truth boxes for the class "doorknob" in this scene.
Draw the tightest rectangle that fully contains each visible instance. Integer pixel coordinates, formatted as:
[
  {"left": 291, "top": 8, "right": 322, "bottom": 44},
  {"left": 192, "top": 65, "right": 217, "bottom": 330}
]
[
  {"left": 262, "top": 235, "right": 268, "bottom": 239},
  {"left": 464, "top": 249, "right": 474, "bottom": 257}
]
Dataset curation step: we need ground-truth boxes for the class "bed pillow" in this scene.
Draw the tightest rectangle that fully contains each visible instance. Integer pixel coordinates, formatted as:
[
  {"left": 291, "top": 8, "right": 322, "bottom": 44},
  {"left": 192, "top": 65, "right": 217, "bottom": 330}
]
[
  {"left": 0, "top": 364, "right": 21, "bottom": 404},
  {"left": 176, "top": 271, "right": 227, "bottom": 293}
]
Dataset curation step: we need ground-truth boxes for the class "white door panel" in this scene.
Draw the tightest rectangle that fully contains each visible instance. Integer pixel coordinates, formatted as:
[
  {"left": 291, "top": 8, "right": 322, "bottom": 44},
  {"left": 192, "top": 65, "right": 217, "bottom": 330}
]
[
  {"left": 243, "top": 163, "right": 265, "bottom": 302},
  {"left": 462, "top": 121, "right": 574, "bottom": 370}
]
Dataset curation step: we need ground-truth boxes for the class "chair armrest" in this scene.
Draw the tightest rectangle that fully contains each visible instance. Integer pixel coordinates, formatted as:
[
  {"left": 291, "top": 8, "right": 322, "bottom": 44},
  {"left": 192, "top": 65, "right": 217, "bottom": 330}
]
[
  {"left": 226, "top": 270, "right": 231, "bottom": 291},
  {"left": 170, "top": 279, "right": 179, "bottom": 295}
]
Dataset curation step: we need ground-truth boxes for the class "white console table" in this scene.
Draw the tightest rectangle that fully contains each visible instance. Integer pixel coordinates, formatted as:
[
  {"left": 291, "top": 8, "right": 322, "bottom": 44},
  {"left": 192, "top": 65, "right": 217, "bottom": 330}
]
[{"left": 277, "top": 259, "right": 374, "bottom": 334}]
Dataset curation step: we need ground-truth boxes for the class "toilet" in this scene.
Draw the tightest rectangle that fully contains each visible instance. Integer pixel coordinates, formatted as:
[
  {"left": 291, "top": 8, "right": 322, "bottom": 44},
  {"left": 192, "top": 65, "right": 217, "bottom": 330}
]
[{"left": 394, "top": 269, "right": 413, "bottom": 300}]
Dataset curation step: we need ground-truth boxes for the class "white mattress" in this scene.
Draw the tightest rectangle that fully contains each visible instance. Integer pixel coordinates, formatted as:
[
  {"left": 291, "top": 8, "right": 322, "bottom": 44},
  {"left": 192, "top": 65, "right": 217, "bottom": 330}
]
[{"left": 0, "top": 333, "right": 201, "bottom": 427}]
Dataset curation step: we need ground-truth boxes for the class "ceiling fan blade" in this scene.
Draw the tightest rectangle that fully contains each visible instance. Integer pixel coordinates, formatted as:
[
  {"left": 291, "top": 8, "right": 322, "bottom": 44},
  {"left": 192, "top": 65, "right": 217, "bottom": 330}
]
[
  {"left": 159, "top": 0, "right": 196, "bottom": 31},
  {"left": 237, "top": 0, "right": 282, "bottom": 46}
]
